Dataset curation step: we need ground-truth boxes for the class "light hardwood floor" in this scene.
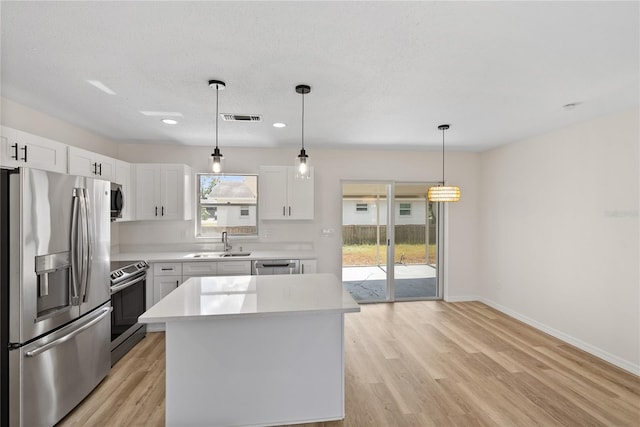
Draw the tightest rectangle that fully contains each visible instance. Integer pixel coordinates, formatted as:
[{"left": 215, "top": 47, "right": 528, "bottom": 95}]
[{"left": 59, "top": 301, "right": 640, "bottom": 426}]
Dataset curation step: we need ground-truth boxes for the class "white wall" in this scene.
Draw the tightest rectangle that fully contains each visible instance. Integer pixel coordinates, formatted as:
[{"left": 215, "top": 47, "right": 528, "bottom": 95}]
[
  {"left": 1, "top": 97, "right": 119, "bottom": 157},
  {"left": 116, "top": 144, "right": 481, "bottom": 300},
  {"left": 478, "top": 108, "right": 639, "bottom": 374}
]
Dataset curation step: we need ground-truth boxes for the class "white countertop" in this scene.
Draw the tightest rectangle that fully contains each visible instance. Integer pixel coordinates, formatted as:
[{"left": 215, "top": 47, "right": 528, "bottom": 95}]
[
  {"left": 139, "top": 273, "right": 360, "bottom": 323},
  {"left": 112, "top": 250, "right": 317, "bottom": 263}
]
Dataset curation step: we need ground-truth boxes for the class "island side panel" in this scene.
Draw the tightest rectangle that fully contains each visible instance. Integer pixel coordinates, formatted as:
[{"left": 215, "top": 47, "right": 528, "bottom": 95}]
[{"left": 165, "top": 313, "right": 346, "bottom": 427}]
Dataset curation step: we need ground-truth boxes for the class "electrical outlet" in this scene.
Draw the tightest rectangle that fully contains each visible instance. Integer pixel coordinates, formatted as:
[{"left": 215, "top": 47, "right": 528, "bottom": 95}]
[{"left": 321, "top": 228, "right": 334, "bottom": 237}]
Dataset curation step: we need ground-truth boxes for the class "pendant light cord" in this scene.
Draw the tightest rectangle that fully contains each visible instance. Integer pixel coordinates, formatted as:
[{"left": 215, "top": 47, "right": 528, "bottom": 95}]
[
  {"left": 441, "top": 126, "right": 445, "bottom": 184},
  {"left": 301, "top": 91, "right": 305, "bottom": 150},
  {"left": 215, "top": 84, "right": 219, "bottom": 150}
]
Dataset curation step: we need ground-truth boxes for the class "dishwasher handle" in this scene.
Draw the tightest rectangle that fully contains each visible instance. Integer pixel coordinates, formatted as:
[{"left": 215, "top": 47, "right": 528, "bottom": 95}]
[
  {"left": 252, "top": 259, "right": 300, "bottom": 275},
  {"left": 258, "top": 263, "right": 294, "bottom": 268}
]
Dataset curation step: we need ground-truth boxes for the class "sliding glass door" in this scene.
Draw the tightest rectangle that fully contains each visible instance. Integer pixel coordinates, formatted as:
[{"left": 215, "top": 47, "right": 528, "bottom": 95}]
[
  {"left": 342, "top": 181, "right": 441, "bottom": 303},
  {"left": 392, "top": 183, "right": 438, "bottom": 300},
  {"left": 341, "top": 182, "right": 391, "bottom": 302}
]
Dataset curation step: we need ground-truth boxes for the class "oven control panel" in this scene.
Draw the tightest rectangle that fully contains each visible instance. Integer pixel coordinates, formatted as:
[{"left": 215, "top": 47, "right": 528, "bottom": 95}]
[{"left": 110, "top": 260, "right": 150, "bottom": 285}]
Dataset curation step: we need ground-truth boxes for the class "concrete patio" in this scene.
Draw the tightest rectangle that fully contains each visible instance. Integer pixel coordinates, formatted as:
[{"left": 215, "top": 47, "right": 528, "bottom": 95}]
[{"left": 342, "top": 264, "right": 437, "bottom": 301}]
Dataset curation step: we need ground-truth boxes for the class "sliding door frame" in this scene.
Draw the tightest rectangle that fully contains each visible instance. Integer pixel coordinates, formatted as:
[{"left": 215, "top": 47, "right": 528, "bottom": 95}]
[{"left": 341, "top": 180, "right": 444, "bottom": 303}]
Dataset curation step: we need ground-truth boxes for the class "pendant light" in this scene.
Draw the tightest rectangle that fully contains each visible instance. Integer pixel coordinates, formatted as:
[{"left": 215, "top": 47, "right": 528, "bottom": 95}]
[
  {"left": 295, "top": 84, "right": 311, "bottom": 179},
  {"left": 427, "top": 124, "right": 461, "bottom": 202},
  {"left": 208, "top": 79, "right": 225, "bottom": 174}
]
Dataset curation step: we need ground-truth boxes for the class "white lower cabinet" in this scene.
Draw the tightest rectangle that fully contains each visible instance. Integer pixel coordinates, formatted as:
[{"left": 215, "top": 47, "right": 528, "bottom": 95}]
[
  {"left": 154, "top": 276, "right": 182, "bottom": 304},
  {"left": 147, "top": 262, "right": 183, "bottom": 332},
  {"left": 182, "top": 261, "right": 218, "bottom": 278},
  {"left": 152, "top": 262, "right": 183, "bottom": 304},
  {"left": 218, "top": 261, "right": 251, "bottom": 276},
  {"left": 300, "top": 259, "right": 317, "bottom": 274},
  {"left": 149, "top": 260, "right": 251, "bottom": 331}
]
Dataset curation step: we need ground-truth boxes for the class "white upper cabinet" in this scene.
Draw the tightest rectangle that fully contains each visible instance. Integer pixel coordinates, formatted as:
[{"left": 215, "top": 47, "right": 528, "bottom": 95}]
[
  {"left": 0, "top": 126, "right": 67, "bottom": 173},
  {"left": 259, "top": 166, "right": 314, "bottom": 220},
  {"left": 68, "top": 146, "right": 116, "bottom": 181},
  {"left": 114, "top": 160, "right": 134, "bottom": 221},
  {"left": 134, "top": 163, "right": 192, "bottom": 221}
]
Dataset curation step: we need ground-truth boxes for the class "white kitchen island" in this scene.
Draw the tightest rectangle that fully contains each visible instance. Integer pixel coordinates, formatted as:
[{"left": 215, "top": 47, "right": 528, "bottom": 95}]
[{"left": 139, "top": 273, "right": 360, "bottom": 427}]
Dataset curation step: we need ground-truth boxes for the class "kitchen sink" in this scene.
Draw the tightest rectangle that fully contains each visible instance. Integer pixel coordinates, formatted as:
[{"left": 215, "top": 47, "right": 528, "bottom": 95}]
[
  {"left": 184, "top": 252, "right": 252, "bottom": 259},
  {"left": 219, "top": 252, "right": 251, "bottom": 257},
  {"left": 184, "top": 253, "right": 220, "bottom": 258}
]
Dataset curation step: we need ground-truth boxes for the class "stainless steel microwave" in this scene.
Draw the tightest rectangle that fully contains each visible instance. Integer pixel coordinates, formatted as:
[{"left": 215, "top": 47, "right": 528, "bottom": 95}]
[{"left": 110, "top": 182, "right": 124, "bottom": 220}]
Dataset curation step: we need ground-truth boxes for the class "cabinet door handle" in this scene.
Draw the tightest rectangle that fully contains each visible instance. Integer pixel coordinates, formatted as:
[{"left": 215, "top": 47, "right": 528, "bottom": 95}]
[
  {"left": 161, "top": 268, "right": 173, "bottom": 271},
  {"left": 162, "top": 206, "right": 164, "bottom": 216},
  {"left": 11, "top": 143, "right": 18, "bottom": 160},
  {"left": 289, "top": 206, "right": 291, "bottom": 216},
  {"left": 155, "top": 206, "right": 158, "bottom": 216},
  {"left": 98, "top": 163, "right": 102, "bottom": 176},
  {"left": 176, "top": 280, "right": 179, "bottom": 286},
  {"left": 301, "top": 264, "right": 304, "bottom": 274},
  {"left": 20, "top": 145, "right": 27, "bottom": 162},
  {"left": 92, "top": 162, "right": 97, "bottom": 175},
  {"left": 283, "top": 206, "right": 286, "bottom": 217}
]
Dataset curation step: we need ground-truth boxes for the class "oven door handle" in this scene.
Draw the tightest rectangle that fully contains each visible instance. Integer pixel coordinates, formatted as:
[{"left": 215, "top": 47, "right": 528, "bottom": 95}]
[{"left": 110, "top": 274, "right": 147, "bottom": 295}]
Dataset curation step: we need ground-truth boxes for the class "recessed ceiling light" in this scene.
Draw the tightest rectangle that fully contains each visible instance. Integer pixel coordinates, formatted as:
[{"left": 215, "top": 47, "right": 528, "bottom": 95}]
[
  {"left": 140, "top": 111, "right": 183, "bottom": 117},
  {"left": 86, "top": 80, "right": 116, "bottom": 95},
  {"left": 162, "top": 119, "right": 178, "bottom": 125},
  {"left": 273, "top": 123, "right": 286, "bottom": 128}
]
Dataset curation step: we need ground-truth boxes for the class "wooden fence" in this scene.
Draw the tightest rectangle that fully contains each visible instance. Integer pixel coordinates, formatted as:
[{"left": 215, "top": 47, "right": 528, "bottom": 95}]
[
  {"left": 201, "top": 226, "right": 257, "bottom": 235},
  {"left": 342, "top": 224, "right": 436, "bottom": 245}
]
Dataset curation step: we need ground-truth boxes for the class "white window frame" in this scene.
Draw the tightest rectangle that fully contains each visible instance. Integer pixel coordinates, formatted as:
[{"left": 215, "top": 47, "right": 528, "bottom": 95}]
[
  {"left": 399, "top": 202, "right": 412, "bottom": 216},
  {"left": 196, "top": 174, "right": 258, "bottom": 238}
]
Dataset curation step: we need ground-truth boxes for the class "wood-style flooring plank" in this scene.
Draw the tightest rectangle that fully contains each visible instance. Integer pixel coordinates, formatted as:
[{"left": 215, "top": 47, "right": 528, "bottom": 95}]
[{"left": 59, "top": 301, "right": 640, "bottom": 427}]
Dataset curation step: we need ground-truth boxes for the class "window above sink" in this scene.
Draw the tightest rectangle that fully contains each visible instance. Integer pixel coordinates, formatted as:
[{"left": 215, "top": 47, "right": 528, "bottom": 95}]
[{"left": 196, "top": 174, "right": 258, "bottom": 239}]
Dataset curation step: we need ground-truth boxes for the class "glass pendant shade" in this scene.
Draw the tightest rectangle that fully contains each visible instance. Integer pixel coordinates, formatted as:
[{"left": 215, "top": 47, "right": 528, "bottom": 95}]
[
  {"left": 209, "top": 147, "right": 223, "bottom": 173},
  {"left": 296, "top": 148, "right": 310, "bottom": 179},
  {"left": 427, "top": 185, "right": 461, "bottom": 202}
]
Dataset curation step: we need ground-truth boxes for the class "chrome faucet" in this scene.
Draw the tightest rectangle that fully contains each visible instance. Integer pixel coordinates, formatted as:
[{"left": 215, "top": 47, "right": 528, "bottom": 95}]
[{"left": 221, "top": 231, "right": 232, "bottom": 252}]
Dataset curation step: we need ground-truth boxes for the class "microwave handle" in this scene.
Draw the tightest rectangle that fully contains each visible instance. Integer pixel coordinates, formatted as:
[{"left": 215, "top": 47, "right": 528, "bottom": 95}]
[{"left": 114, "top": 187, "right": 124, "bottom": 211}]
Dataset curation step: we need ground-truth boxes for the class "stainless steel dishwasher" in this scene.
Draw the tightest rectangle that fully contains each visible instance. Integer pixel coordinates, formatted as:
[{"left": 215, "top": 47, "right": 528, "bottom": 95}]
[{"left": 252, "top": 259, "right": 300, "bottom": 275}]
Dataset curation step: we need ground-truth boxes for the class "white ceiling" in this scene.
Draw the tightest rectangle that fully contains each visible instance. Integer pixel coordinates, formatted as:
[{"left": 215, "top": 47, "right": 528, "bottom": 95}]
[{"left": 1, "top": 1, "right": 638, "bottom": 151}]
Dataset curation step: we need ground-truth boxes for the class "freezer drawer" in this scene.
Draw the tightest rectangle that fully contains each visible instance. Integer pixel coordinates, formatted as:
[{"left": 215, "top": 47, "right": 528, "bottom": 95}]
[{"left": 9, "top": 302, "right": 112, "bottom": 427}]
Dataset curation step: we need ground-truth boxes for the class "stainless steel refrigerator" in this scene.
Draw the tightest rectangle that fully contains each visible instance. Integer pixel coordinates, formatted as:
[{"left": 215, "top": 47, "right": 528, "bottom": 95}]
[{"left": 0, "top": 167, "right": 111, "bottom": 426}]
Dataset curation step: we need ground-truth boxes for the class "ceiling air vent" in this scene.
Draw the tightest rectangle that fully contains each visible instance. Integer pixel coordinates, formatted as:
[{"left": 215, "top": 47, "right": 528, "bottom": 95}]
[{"left": 221, "top": 114, "right": 262, "bottom": 122}]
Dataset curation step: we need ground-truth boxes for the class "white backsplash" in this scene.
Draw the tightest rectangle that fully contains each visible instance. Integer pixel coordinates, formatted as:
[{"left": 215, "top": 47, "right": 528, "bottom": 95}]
[{"left": 112, "top": 219, "right": 315, "bottom": 255}]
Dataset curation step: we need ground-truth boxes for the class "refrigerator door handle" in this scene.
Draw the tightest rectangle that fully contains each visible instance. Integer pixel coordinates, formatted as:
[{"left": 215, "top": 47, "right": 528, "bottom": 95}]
[
  {"left": 81, "top": 188, "right": 92, "bottom": 302},
  {"left": 70, "top": 189, "right": 82, "bottom": 305},
  {"left": 75, "top": 188, "right": 89, "bottom": 303},
  {"left": 25, "top": 306, "right": 112, "bottom": 358}
]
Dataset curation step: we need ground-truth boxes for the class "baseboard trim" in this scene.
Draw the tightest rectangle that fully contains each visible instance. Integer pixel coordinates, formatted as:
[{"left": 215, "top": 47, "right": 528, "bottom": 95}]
[
  {"left": 444, "top": 295, "right": 479, "bottom": 302},
  {"left": 477, "top": 296, "right": 640, "bottom": 376},
  {"left": 146, "top": 323, "right": 165, "bottom": 333}
]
